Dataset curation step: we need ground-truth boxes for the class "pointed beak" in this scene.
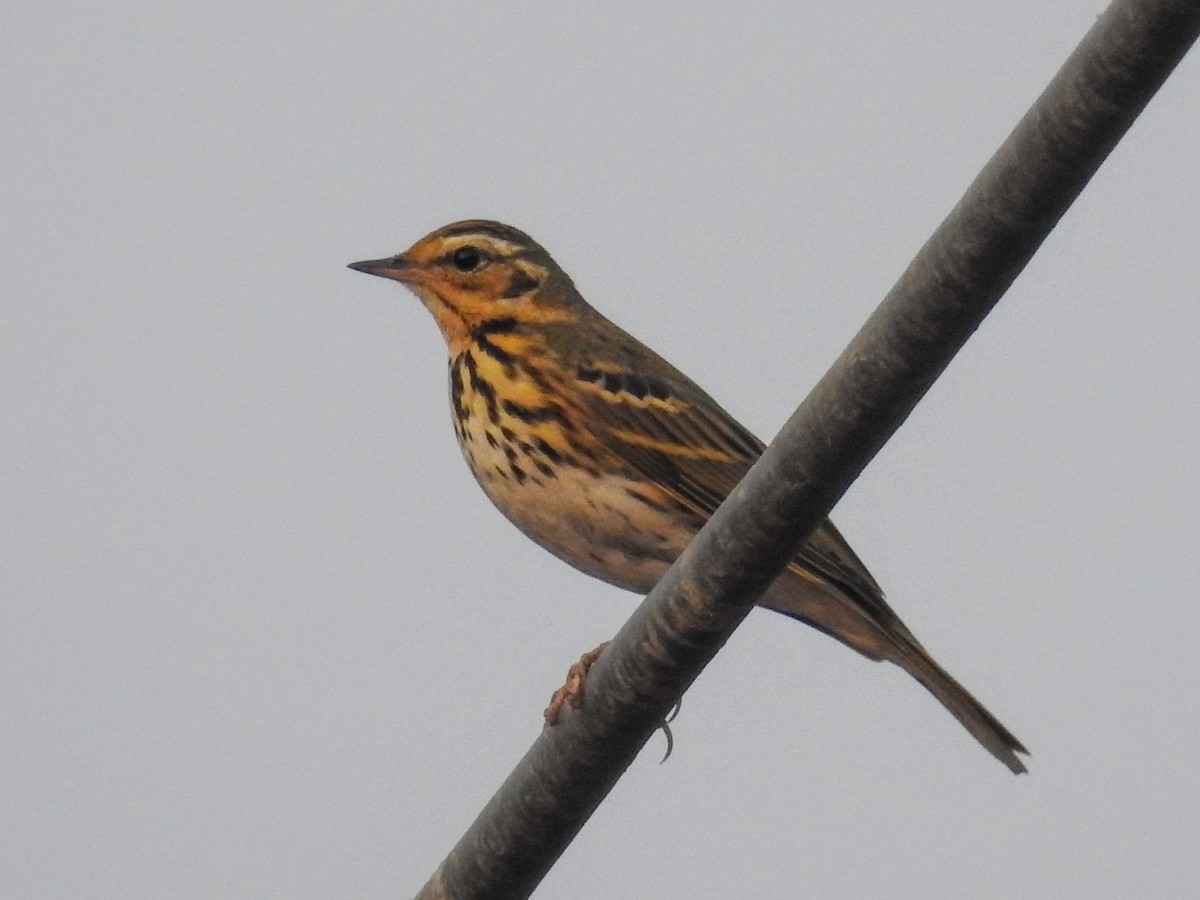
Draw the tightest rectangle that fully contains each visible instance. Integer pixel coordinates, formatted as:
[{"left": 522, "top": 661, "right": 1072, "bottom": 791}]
[{"left": 347, "top": 255, "right": 416, "bottom": 283}]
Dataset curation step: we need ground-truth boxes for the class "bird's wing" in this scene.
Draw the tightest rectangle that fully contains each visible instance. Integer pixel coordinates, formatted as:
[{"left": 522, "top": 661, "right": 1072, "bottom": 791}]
[
  {"left": 569, "top": 359, "right": 761, "bottom": 520},
  {"left": 568, "top": 355, "right": 889, "bottom": 610}
]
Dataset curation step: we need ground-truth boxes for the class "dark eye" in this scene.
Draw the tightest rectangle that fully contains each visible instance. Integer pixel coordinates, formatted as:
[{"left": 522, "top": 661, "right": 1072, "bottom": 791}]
[{"left": 451, "top": 245, "right": 483, "bottom": 272}]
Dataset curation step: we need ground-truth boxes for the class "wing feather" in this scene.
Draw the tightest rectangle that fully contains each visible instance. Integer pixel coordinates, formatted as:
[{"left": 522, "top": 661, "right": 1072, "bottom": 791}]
[{"left": 567, "top": 353, "right": 896, "bottom": 622}]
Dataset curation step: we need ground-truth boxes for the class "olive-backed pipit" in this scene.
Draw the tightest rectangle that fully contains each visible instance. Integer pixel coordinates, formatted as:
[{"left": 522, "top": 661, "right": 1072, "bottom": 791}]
[{"left": 350, "top": 220, "right": 1027, "bottom": 773}]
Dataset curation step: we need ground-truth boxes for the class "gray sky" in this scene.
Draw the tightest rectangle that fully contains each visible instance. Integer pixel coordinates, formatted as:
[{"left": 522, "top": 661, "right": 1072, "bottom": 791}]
[{"left": 4, "top": 2, "right": 1199, "bottom": 897}]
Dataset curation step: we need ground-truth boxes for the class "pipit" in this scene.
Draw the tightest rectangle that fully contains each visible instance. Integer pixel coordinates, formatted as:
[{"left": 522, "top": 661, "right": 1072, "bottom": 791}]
[{"left": 350, "top": 220, "right": 1027, "bottom": 773}]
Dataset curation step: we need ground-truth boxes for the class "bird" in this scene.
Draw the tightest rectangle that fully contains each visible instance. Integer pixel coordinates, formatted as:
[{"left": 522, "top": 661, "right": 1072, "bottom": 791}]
[{"left": 349, "top": 220, "right": 1028, "bottom": 773}]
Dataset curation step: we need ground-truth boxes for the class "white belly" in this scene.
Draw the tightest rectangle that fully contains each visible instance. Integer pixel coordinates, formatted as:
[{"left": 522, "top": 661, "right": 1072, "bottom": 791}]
[{"left": 459, "top": 429, "right": 686, "bottom": 594}]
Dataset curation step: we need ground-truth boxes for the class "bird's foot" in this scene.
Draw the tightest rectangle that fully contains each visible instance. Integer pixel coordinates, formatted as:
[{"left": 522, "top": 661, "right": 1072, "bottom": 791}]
[{"left": 544, "top": 642, "right": 610, "bottom": 725}]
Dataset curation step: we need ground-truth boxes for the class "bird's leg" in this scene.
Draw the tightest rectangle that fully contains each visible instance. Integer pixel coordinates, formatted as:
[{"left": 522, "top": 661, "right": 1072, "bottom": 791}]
[{"left": 543, "top": 641, "right": 610, "bottom": 725}]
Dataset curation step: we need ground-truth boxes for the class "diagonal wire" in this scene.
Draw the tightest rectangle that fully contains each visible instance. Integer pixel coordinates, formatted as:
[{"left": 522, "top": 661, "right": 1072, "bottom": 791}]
[{"left": 414, "top": 1, "right": 1200, "bottom": 897}]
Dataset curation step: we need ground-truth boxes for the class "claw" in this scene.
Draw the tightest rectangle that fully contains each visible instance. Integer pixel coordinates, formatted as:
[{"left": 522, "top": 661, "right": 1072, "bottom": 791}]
[
  {"left": 542, "top": 642, "right": 680, "bottom": 765},
  {"left": 665, "top": 698, "right": 683, "bottom": 724},
  {"left": 657, "top": 720, "right": 674, "bottom": 763}
]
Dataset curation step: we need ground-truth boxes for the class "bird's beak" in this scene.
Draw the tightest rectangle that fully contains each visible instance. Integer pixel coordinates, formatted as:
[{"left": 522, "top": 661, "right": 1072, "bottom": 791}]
[{"left": 347, "top": 255, "right": 417, "bottom": 283}]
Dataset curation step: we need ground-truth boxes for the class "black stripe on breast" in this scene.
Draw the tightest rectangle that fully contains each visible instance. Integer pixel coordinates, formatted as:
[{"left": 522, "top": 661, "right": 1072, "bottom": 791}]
[
  {"left": 501, "top": 398, "right": 568, "bottom": 426},
  {"left": 449, "top": 356, "right": 467, "bottom": 419},
  {"left": 476, "top": 334, "right": 516, "bottom": 370},
  {"left": 474, "top": 317, "right": 518, "bottom": 337},
  {"left": 462, "top": 351, "right": 500, "bottom": 424}
]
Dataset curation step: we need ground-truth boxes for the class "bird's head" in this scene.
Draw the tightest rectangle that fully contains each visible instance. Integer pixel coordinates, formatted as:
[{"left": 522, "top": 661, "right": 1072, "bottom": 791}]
[{"left": 350, "top": 220, "right": 582, "bottom": 349}]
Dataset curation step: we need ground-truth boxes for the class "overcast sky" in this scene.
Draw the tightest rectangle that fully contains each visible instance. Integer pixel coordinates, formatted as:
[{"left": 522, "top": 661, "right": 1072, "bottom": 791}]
[{"left": 4, "top": 2, "right": 1199, "bottom": 897}]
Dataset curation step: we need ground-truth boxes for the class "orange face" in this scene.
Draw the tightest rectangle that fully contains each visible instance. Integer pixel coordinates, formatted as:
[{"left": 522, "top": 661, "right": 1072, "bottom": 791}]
[{"left": 350, "top": 221, "right": 571, "bottom": 352}]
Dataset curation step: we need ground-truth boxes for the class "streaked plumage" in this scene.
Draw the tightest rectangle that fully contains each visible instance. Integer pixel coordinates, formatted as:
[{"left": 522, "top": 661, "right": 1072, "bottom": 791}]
[{"left": 349, "top": 220, "right": 1028, "bottom": 773}]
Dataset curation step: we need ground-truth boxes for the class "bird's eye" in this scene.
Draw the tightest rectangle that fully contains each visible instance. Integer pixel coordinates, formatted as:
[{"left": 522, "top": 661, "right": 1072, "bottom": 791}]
[{"left": 451, "top": 246, "right": 483, "bottom": 272}]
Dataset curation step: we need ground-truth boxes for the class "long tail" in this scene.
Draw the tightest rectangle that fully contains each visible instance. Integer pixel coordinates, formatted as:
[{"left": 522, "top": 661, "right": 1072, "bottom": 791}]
[
  {"left": 761, "top": 569, "right": 1029, "bottom": 774},
  {"left": 887, "top": 634, "right": 1028, "bottom": 774}
]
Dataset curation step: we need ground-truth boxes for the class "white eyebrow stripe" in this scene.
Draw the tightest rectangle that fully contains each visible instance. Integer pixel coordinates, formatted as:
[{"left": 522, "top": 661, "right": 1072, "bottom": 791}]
[{"left": 445, "top": 234, "right": 525, "bottom": 257}]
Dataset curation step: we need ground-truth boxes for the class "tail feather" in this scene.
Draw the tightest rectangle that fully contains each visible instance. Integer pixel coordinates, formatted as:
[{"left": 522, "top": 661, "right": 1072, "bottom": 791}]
[
  {"left": 890, "top": 638, "right": 1028, "bottom": 774},
  {"left": 761, "top": 569, "right": 1028, "bottom": 774}
]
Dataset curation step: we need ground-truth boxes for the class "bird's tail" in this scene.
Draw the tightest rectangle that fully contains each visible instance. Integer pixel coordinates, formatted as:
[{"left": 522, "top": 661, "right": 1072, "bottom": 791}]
[
  {"left": 761, "top": 569, "right": 1028, "bottom": 774},
  {"left": 886, "top": 633, "right": 1028, "bottom": 774}
]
